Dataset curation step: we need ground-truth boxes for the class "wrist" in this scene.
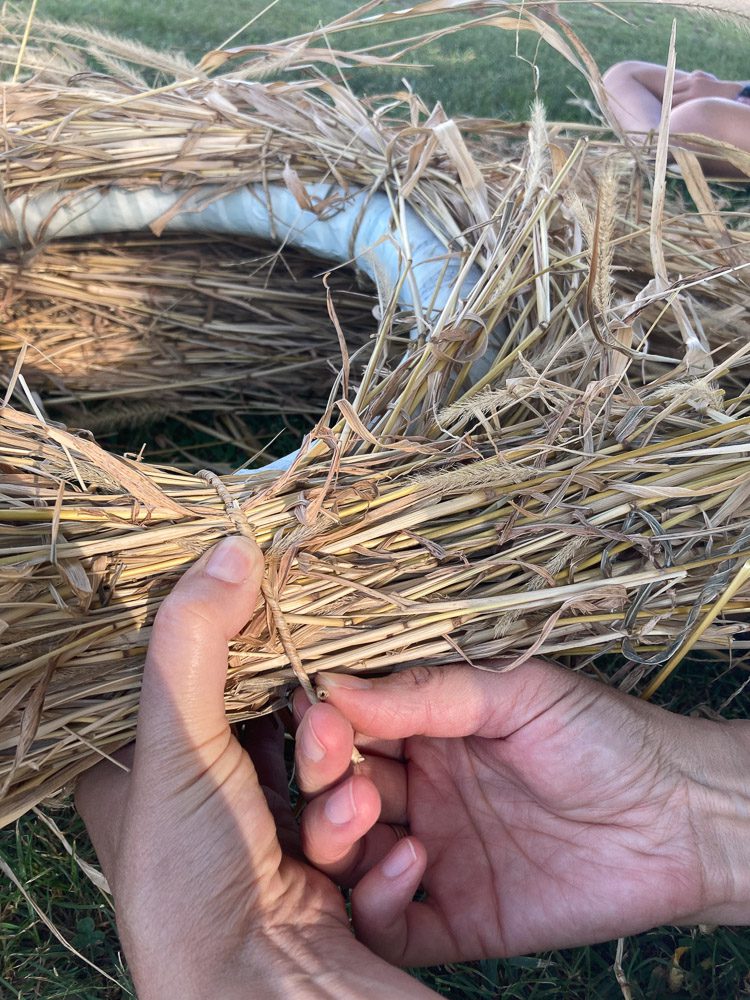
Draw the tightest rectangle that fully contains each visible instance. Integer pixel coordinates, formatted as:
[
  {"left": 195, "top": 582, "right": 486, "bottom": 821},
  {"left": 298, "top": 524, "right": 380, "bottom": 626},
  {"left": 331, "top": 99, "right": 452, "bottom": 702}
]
[
  {"left": 247, "top": 928, "right": 437, "bottom": 1000},
  {"left": 128, "top": 925, "right": 436, "bottom": 1000},
  {"left": 682, "top": 719, "right": 750, "bottom": 926}
]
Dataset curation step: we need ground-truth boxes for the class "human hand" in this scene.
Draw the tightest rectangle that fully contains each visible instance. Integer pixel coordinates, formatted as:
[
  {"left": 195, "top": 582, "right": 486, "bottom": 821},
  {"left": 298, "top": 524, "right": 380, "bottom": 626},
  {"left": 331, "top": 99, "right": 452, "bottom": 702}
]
[
  {"left": 295, "top": 660, "right": 750, "bottom": 966},
  {"left": 76, "top": 537, "right": 435, "bottom": 1000},
  {"left": 671, "top": 71, "right": 740, "bottom": 107}
]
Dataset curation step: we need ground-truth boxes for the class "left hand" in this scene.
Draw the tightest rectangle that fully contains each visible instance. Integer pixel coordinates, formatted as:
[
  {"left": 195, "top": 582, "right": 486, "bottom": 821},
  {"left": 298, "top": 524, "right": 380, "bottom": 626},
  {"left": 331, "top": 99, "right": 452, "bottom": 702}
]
[
  {"left": 76, "top": 536, "right": 433, "bottom": 1000},
  {"left": 292, "top": 660, "right": 750, "bottom": 967}
]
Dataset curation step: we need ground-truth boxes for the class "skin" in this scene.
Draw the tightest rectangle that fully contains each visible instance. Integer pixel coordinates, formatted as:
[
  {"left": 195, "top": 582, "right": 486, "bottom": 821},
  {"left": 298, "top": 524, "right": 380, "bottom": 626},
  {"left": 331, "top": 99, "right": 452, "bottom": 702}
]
[
  {"left": 602, "top": 60, "right": 750, "bottom": 177},
  {"left": 75, "top": 536, "right": 433, "bottom": 1000},
  {"left": 295, "top": 665, "right": 750, "bottom": 966},
  {"left": 77, "top": 537, "right": 750, "bottom": 995}
]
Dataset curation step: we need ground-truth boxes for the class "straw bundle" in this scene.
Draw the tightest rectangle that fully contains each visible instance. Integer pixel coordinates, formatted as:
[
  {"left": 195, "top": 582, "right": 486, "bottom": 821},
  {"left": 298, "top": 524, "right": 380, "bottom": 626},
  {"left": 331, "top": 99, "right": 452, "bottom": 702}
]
[
  {"left": 2, "top": 2, "right": 750, "bottom": 828},
  {"left": 0, "top": 235, "right": 378, "bottom": 436}
]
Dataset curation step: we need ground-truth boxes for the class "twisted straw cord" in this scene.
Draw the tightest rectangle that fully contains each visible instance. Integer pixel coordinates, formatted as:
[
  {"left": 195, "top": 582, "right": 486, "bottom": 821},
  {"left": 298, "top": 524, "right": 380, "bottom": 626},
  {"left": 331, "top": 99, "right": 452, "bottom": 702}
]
[
  {"left": 194, "top": 469, "right": 365, "bottom": 763},
  {"left": 196, "top": 468, "right": 317, "bottom": 705},
  {"left": 195, "top": 469, "right": 256, "bottom": 541}
]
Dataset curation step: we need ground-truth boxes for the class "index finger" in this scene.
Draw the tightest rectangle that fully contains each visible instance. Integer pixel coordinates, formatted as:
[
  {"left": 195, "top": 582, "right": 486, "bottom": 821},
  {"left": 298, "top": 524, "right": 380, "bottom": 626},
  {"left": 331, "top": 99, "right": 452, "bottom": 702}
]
[
  {"left": 314, "top": 660, "right": 577, "bottom": 741},
  {"left": 292, "top": 687, "right": 405, "bottom": 760}
]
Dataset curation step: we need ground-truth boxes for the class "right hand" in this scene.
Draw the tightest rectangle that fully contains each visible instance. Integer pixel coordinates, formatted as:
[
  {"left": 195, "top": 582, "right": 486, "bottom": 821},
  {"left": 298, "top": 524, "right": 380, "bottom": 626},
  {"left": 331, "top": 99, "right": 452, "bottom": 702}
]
[{"left": 293, "top": 660, "right": 750, "bottom": 966}]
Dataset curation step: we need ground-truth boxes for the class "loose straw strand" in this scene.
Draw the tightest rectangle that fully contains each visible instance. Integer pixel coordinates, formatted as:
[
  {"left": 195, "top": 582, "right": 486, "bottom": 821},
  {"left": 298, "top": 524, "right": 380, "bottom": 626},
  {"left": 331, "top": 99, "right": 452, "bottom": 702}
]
[
  {"left": 12, "top": 0, "right": 38, "bottom": 84},
  {"left": 261, "top": 564, "right": 317, "bottom": 706}
]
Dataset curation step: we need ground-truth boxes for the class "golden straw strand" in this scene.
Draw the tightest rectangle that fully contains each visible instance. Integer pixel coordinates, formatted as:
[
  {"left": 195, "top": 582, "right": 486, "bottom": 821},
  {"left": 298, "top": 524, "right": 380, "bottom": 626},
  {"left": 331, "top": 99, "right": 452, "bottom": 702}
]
[{"left": 641, "top": 559, "right": 750, "bottom": 701}]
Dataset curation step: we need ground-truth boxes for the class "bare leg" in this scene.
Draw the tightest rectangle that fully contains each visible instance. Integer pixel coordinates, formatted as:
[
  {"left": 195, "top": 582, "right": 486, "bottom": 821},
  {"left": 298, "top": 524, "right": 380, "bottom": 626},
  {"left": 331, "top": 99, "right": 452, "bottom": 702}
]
[
  {"left": 603, "top": 62, "right": 750, "bottom": 178},
  {"left": 670, "top": 97, "right": 750, "bottom": 178},
  {"left": 603, "top": 60, "right": 692, "bottom": 134}
]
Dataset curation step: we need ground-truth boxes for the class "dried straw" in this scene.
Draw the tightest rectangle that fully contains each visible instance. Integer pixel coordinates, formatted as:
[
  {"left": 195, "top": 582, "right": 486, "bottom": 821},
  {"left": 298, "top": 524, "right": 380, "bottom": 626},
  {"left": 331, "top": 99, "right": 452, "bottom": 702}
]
[
  {"left": 0, "top": 235, "right": 378, "bottom": 435},
  {"left": 2, "top": 2, "right": 750, "bottom": 827}
]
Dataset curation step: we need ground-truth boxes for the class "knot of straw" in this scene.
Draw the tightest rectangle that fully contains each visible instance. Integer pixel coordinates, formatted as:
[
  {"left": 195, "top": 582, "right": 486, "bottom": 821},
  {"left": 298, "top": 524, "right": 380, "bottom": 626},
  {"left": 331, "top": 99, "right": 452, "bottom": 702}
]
[
  {"left": 193, "top": 470, "right": 363, "bottom": 763},
  {"left": 195, "top": 469, "right": 256, "bottom": 541},
  {"left": 195, "top": 468, "right": 318, "bottom": 707}
]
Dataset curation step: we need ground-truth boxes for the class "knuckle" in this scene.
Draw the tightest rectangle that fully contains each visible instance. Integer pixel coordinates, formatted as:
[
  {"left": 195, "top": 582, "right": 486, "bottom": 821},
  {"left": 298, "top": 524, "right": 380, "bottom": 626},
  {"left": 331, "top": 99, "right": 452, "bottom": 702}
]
[{"left": 405, "top": 665, "right": 434, "bottom": 689}]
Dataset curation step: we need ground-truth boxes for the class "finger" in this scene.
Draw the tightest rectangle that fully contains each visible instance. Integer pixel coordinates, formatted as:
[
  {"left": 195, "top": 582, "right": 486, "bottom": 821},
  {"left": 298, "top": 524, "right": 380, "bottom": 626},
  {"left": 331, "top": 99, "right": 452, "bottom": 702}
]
[
  {"left": 295, "top": 702, "right": 355, "bottom": 798},
  {"left": 353, "top": 732, "right": 406, "bottom": 761},
  {"left": 74, "top": 744, "right": 135, "bottom": 881},
  {"left": 292, "top": 687, "right": 405, "bottom": 760},
  {"left": 352, "top": 838, "right": 454, "bottom": 966},
  {"left": 300, "top": 774, "right": 396, "bottom": 881},
  {"left": 291, "top": 686, "right": 313, "bottom": 727},
  {"left": 136, "top": 536, "right": 263, "bottom": 760},
  {"left": 300, "top": 775, "right": 380, "bottom": 868},
  {"left": 304, "top": 816, "right": 406, "bottom": 886},
  {"left": 295, "top": 702, "right": 408, "bottom": 820},
  {"left": 315, "top": 659, "right": 577, "bottom": 742}
]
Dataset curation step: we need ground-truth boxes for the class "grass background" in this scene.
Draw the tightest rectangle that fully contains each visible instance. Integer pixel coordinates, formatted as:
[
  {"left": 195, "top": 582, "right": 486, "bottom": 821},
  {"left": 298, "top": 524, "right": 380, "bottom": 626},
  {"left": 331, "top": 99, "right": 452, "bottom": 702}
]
[
  {"left": 26, "top": 0, "right": 750, "bottom": 120},
  {"left": 2, "top": 1, "right": 750, "bottom": 997}
]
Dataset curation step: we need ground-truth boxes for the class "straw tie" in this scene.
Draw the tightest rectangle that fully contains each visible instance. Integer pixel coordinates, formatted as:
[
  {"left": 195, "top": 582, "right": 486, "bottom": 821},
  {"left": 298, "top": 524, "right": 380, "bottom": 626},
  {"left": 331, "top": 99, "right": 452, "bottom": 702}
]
[
  {"left": 195, "top": 469, "right": 364, "bottom": 765},
  {"left": 262, "top": 562, "right": 365, "bottom": 762},
  {"left": 196, "top": 469, "right": 364, "bottom": 764},
  {"left": 262, "top": 568, "right": 317, "bottom": 707},
  {"left": 196, "top": 469, "right": 255, "bottom": 541},
  {"left": 196, "top": 468, "right": 318, "bottom": 705}
]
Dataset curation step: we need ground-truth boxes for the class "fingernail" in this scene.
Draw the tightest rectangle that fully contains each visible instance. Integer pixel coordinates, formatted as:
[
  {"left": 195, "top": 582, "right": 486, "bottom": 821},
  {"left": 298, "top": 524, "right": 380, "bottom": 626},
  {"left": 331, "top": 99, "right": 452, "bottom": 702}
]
[
  {"left": 205, "top": 536, "right": 255, "bottom": 584},
  {"left": 318, "top": 672, "right": 372, "bottom": 692},
  {"left": 299, "top": 715, "right": 326, "bottom": 763},
  {"left": 382, "top": 839, "right": 417, "bottom": 879},
  {"left": 324, "top": 781, "right": 356, "bottom": 825}
]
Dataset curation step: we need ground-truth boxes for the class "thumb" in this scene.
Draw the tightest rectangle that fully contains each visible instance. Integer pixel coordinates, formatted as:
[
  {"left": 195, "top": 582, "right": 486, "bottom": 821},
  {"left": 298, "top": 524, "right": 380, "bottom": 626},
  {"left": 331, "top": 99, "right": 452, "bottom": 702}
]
[
  {"left": 316, "top": 659, "right": 577, "bottom": 741},
  {"left": 135, "top": 535, "right": 264, "bottom": 759}
]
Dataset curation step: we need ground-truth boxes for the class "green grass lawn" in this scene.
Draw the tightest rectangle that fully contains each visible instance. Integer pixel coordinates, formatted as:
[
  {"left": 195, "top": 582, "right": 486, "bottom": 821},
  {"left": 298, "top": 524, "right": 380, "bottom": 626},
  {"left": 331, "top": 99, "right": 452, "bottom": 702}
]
[
  {"left": 2, "top": 2, "right": 750, "bottom": 998},
  {"left": 25, "top": 0, "right": 750, "bottom": 121}
]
